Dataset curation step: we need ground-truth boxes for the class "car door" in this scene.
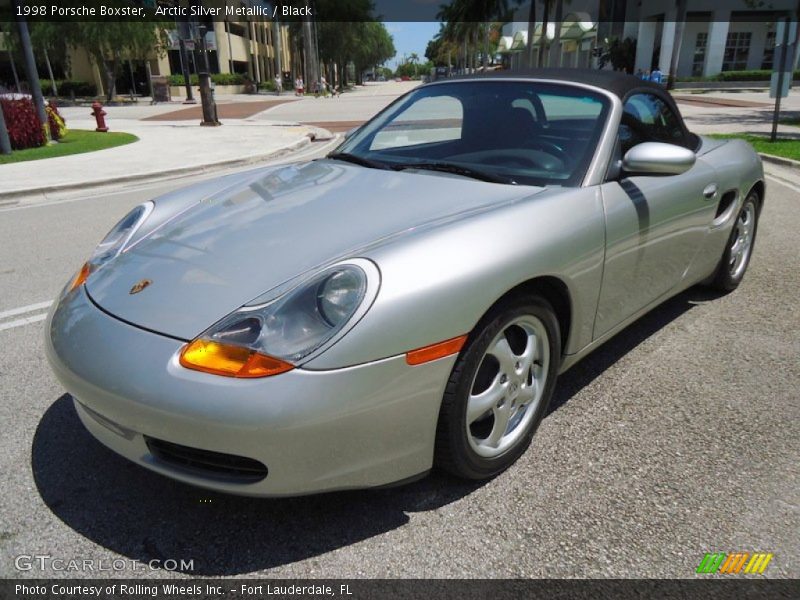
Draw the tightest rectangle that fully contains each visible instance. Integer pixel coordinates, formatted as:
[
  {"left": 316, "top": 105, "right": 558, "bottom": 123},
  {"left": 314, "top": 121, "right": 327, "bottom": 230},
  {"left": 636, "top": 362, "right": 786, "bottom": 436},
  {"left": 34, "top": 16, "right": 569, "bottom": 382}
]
[{"left": 594, "top": 92, "right": 718, "bottom": 339}]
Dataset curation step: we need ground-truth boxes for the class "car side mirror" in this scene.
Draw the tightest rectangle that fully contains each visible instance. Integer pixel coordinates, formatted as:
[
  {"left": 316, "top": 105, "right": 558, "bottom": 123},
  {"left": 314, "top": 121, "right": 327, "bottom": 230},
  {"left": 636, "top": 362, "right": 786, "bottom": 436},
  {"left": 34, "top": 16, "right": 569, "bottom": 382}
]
[{"left": 622, "top": 142, "right": 696, "bottom": 176}]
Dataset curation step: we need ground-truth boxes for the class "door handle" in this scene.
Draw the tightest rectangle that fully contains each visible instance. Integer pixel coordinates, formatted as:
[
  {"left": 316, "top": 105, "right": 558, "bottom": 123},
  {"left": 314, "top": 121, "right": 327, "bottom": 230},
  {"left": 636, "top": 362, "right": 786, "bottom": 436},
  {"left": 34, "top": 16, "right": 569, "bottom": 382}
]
[{"left": 703, "top": 183, "right": 718, "bottom": 199}]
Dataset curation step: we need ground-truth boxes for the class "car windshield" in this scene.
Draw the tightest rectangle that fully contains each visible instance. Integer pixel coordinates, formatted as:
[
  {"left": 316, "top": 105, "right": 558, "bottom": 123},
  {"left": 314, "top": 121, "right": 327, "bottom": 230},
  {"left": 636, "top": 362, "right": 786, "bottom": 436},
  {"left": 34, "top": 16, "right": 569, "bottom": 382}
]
[{"left": 333, "top": 80, "right": 611, "bottom": 187}]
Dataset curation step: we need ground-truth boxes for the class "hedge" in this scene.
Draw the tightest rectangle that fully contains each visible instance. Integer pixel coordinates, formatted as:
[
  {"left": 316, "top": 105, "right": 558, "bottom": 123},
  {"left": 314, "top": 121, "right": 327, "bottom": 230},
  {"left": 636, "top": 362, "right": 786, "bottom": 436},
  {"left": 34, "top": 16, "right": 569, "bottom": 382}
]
[
  {"left": 1, "top": 98, "right": 45, "bottom": 149},
  {"left": 0, "top": 98, "right": 68, "bottom": 149},
  {"left": 677, "top": 69, "right": 800, "bottom": 83},
  {"left": 38, "top": 80, "right": 97, "bottom": 97},
  {"left": 256, "top": 80, "right": 294, "bottom": 91},
  {"left": 168, "top": 73, "right": 248, "bottom": 86}
]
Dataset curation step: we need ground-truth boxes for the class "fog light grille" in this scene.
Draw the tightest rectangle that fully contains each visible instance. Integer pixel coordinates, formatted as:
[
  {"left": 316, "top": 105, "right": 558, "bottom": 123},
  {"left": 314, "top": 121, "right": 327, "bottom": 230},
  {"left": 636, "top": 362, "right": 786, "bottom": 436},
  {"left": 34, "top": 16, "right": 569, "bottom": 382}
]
[{"left": 145, "top": 436, "right": 267, "bottom": 483}]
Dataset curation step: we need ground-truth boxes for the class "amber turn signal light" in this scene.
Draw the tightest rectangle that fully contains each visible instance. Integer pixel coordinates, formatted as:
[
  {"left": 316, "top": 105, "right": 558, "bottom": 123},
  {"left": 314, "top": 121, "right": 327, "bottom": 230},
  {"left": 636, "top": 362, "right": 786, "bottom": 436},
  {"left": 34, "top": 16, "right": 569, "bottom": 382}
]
[
  {"left": 68, "top": 262, "right": 93, "bottom": 293},
  {"left": 179, "top": 339, "right": 294, "bottom": 378},
  {"left": 406, "top": 334, "right": 468, "bottom": 366}
]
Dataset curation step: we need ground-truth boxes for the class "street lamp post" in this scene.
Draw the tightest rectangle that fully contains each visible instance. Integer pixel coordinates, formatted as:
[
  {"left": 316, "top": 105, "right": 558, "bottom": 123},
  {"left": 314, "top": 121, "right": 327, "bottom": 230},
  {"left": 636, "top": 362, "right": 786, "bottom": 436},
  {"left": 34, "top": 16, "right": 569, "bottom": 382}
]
[
  {"left": 177, "top": 19, "right": 196, "bottom": 104},
  {"left": 197, "top": 25, "right": 220, "bottom": 126}
]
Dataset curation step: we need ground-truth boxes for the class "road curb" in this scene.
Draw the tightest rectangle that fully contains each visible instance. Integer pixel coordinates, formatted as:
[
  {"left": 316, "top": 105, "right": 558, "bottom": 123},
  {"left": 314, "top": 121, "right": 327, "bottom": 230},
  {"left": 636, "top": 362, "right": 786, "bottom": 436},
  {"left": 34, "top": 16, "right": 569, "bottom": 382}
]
[
  {"left": 758, "top": 152, "right": 800, "bottom": 170},
  {"left": 0, "top": 134, "right": 316, "bottom": 207}
]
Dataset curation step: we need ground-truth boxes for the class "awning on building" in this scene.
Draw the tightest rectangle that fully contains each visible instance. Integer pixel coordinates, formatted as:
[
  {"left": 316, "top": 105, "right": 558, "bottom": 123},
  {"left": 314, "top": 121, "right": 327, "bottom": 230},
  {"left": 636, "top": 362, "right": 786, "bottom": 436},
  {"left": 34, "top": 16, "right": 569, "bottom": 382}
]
[{"left": 500, "top": 14, "right": 596, "bottom": 54}]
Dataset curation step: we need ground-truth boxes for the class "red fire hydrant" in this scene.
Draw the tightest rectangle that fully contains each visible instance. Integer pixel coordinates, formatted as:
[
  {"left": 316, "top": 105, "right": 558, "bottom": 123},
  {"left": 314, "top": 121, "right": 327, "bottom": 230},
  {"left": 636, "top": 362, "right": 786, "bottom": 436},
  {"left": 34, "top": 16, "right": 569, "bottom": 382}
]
[{"left": 90, "top": 101, "right": 109, "bottom": 133}]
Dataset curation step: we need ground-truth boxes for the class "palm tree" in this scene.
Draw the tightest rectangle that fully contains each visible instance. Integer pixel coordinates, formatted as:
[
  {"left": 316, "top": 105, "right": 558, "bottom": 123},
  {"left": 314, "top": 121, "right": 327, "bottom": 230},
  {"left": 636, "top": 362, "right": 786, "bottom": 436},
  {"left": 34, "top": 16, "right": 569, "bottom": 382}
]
[
  {"left": 437, "top": 3, "right": 476, "bottom": 73},
  {"left": 478, "top": 0, "right": 511, "bottom": 70},
  {"left": 438, "top": 0, "right": 512, "bottom": 72},
  {"left": 408, "top": 52, "right": 419, "bottom": 77}
]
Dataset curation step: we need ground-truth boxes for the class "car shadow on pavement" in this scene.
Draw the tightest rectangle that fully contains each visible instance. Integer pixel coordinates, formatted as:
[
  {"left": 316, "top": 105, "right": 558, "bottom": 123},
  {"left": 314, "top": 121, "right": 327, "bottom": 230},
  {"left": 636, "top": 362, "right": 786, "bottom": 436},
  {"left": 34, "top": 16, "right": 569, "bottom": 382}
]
[
  {"left": 31, "top": 286, "right": 722, "bottom": 576},
  {"left": 547, "top": 286, "right": 721, "bottom": 414},
  {"left": 31, "top": 395, "right": 484, "bottom": 576}
]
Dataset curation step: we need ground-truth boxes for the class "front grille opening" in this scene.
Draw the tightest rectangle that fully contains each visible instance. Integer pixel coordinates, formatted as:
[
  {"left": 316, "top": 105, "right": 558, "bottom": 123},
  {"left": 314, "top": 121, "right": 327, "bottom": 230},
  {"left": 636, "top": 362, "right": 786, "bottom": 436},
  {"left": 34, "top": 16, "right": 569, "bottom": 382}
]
[{"left": 145, "top": 436, "right": 268, "bottom": 483}]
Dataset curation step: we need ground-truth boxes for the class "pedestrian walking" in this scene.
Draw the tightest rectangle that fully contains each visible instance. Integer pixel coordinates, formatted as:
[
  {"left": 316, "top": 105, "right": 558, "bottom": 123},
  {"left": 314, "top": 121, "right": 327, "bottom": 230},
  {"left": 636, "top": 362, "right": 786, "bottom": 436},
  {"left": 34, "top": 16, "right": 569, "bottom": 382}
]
[
  {"left": 274, "top": 74, "right": 282, "bottom": 96},
  {"left": 295, "top": 77, "right": 304, "bottom": 96},
  {"left": 649, "top": 67, "right": 663, "bottom": 84}
]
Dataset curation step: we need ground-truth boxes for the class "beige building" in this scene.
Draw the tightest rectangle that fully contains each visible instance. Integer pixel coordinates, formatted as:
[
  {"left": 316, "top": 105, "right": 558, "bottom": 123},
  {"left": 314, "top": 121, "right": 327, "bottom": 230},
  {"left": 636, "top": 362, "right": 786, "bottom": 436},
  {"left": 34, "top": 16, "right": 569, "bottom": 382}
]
[
  {"left": 1, "top": 16, "right": 293, "bottom": 96},
  {"left": 80, "top": 19, "right": 292, "bottom": 96}
]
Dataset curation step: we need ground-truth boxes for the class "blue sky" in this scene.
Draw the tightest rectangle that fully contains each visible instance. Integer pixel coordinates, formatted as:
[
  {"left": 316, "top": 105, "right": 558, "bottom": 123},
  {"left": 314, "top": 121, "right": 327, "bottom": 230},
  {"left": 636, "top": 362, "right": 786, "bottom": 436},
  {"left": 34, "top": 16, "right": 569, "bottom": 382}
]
[{"left": 384, "top": 22, "right": 442, "bottom": 68}]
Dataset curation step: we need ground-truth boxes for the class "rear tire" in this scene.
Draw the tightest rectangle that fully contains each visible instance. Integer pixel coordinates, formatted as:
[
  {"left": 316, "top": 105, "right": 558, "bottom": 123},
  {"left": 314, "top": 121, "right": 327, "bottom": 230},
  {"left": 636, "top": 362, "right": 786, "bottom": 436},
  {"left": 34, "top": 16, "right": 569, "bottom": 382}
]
[
  {"left": 708, "top": 193, "right": 759, "bottom": 292},
  {"left": 434, "top": 295, "right": 561, "bottom": 479}
]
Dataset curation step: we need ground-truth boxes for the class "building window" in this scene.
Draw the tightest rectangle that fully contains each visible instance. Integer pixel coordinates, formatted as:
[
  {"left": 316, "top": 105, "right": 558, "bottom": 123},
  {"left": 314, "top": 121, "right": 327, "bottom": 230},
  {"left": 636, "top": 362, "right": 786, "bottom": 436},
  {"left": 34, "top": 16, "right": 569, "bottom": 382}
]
[
  {"left": 761, "top": 30, "right": 776, "bottom": 70},
  {"left": 692, "top": 32, "right": 707, "bottom": 76},
  {"left": 225, "top": 21, "right": 247, "bottom": 38},
  {"left": 722, "top": 31, "right": 751, "bottom": 71}
]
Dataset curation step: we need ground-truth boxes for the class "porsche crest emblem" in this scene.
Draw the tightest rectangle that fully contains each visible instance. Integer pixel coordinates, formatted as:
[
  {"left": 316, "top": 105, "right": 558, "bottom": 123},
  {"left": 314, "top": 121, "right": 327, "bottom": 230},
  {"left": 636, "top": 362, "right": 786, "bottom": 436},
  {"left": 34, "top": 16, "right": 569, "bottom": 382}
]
[{"left": 129, "top": 279, "right": 152, "bottom": 295}]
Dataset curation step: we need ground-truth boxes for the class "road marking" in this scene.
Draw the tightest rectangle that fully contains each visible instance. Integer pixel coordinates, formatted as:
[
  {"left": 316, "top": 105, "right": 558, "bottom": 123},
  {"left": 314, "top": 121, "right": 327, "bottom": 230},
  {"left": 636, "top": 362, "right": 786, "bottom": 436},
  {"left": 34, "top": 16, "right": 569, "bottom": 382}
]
[
  {"left": 0, "top": 300, "right": 53, "bottom": 332},
  {"left": 0, "top": 301, "right": 52, "bottom": 320},
  {"left": 0, "top": 313, "right": 48, "bottom": 332},
  {"left": 766, "top": 173, "right": 800, "bottom": 194}
]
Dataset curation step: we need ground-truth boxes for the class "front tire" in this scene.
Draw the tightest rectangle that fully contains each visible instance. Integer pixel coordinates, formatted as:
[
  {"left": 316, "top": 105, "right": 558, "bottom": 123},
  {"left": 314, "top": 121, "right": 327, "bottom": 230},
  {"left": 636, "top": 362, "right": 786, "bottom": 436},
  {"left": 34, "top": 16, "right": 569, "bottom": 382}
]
[
  {"left": 708, "top": 193, "right": 759, "bottom": 292},
  {"left": 434, "top": 296, "right": 561, "bottom": 479}
]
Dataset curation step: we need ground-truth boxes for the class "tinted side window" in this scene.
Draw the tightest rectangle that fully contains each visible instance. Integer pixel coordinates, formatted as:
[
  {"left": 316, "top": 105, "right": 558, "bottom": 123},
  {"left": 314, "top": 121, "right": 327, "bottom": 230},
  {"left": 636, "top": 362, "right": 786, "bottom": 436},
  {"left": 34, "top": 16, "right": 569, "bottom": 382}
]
[{"left": 619, "top": 93, "right": 686, "bottom": 154}]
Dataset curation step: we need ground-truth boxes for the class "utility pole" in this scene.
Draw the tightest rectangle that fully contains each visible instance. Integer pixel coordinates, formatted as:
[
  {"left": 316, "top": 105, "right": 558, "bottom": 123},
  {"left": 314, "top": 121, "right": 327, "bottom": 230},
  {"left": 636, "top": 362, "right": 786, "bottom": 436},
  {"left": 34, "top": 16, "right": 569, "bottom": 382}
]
[
  {"left": 13, "top": 2, "right": 49, "bottom": 141},
  {"left": 0, "top": 101, "right": 12, "bottom": 155},
  {"left": 770, "top": 17, "right": 795, "bottom": 142}
]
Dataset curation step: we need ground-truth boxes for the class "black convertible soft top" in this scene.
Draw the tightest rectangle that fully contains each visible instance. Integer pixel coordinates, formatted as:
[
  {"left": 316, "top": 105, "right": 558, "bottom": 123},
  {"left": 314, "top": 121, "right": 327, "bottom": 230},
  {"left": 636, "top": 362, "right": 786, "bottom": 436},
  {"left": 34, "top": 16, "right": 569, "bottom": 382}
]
[
  {"left": 440, "top": 67, "right": 697, "bottom": 148},
  {"left": 448, "top": 68, "right": 667, "bottom": 100}
]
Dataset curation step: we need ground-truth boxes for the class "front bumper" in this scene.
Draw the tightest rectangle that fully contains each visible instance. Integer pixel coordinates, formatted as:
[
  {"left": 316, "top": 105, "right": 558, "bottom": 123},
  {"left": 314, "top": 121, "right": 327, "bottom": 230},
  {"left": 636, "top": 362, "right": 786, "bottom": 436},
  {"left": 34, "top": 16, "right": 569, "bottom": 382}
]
[{"left": 44, "top": 287, "right": 456, "bottom": 496}]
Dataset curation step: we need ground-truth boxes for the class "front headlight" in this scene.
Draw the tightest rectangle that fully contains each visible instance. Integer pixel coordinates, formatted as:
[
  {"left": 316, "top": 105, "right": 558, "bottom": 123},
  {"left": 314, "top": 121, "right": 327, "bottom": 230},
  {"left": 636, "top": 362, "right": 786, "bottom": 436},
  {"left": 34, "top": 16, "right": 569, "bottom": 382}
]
[
  {"left": 179, "top": 259, "right": 380, "bottom": 378},
  {"left": 63, "top": 202, "right": 154, "bottom": 294}
]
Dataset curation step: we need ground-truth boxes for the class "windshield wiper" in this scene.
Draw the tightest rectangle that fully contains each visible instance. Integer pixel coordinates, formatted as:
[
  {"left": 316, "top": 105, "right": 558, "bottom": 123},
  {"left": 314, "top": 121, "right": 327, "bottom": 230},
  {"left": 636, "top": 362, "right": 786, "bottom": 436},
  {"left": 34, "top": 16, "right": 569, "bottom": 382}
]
[
  {"left": 327, "top": 152, "right": 390, "bottom": 170},
  {"left": 391, "top": 161, "right": 514, "bottom": 184}
]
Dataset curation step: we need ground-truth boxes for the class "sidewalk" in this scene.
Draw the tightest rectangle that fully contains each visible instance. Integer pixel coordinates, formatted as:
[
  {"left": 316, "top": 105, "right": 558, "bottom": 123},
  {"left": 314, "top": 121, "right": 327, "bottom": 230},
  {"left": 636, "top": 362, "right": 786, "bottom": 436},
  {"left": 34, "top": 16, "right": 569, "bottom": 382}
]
[
  {"left": 0, "top": 103, "right": 318, "bottom": 201},
  {"left": 676, "top": 89, "right": 800, "bottom": 137},
  {"left": 0, "top": 82, "right": 418, "bottom": 202}
]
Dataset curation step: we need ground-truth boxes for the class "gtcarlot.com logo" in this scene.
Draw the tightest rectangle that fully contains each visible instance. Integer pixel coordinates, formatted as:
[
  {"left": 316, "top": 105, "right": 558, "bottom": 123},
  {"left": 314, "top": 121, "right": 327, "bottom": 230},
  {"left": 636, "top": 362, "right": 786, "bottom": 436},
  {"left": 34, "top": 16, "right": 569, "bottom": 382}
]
[
  {"left": 15, "top": 554, "right": 194, "bottom": 572},
  {"left": 697, "top": 552, "right": 773, "bottom": 575}
]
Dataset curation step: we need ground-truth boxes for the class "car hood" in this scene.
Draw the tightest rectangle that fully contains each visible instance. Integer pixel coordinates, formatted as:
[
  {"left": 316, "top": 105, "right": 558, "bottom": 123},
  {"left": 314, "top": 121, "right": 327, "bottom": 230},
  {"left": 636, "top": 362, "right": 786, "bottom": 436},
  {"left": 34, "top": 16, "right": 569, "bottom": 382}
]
[{"left": 86, "top": 160, "right": 541, "bottom": 340}]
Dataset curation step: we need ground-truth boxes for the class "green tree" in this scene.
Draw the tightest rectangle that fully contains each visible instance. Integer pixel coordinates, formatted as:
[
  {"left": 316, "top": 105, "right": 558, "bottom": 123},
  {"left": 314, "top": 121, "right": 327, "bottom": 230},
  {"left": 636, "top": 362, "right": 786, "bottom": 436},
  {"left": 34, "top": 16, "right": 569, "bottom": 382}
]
[
  {"left": 604, "top": 37, "right": 636, "bottom": 74},
  {"left": 74, "top": 18, "right": 168, "bottom": 102},
  {"left": 395, "top": 60, "right": 433, "bottom": 79},
  {"left": 352, "top": 22, "right": 395, "bottom": 83},
  {"left": 0, "top": 21, "right": 66, "bottom": 95},
  {"left": 425, "top": 23, "right": 461, "bottom": 68},
  {"left": 408, "top": 52, "right": 419, "bottom": 77},
  {"left": 436, "top": 0, "right": 519, "bottom": 71},
  {"left": 312, "top": 0, "right": 389, "bottom": 87},
  {"left": 2, "top": 9, "right": 167, "bottom": 102}
]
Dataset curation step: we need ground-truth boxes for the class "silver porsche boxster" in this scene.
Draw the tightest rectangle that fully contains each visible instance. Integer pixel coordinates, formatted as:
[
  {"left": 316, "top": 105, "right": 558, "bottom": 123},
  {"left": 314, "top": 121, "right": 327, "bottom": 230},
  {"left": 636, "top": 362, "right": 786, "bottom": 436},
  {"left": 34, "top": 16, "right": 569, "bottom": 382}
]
[{"left": 46, "top": 70, "right": 764, "bottom": 496}]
